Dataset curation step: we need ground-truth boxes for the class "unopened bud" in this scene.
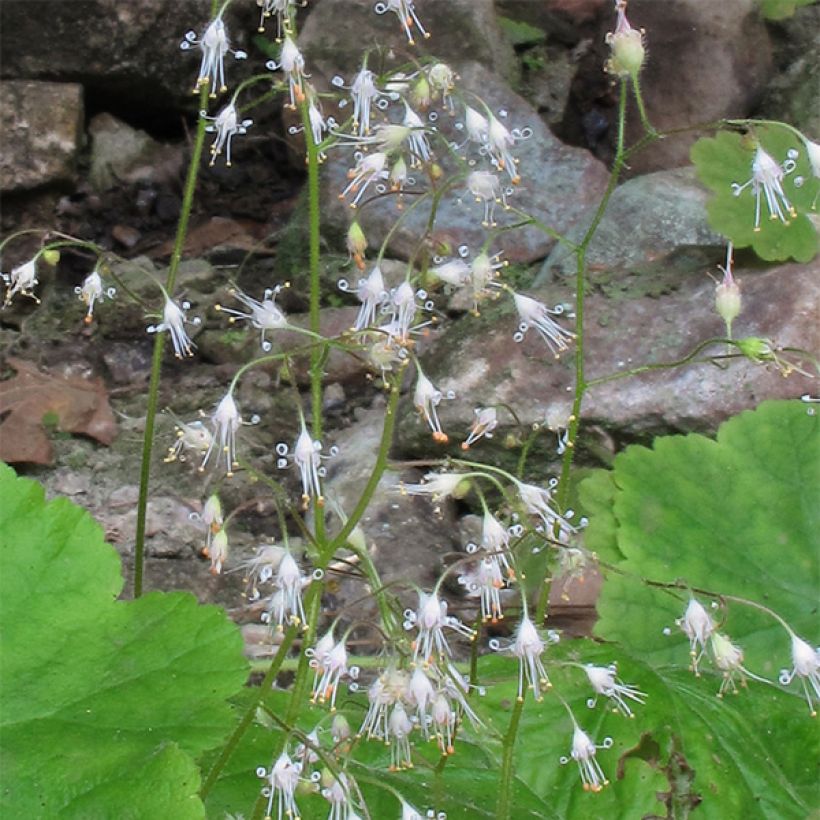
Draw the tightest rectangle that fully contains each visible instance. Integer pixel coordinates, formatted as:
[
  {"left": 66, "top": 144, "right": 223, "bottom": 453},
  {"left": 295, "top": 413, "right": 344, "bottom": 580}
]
[
  {"left": 715, "top": 279, "right": 741, "bottom": 337},
  {"left": 41, "top": 249, "right": 61, "bottom": 266},
  {"left": 410, "top": 75, "right": 431, "bottom": 110},
  {"left": 737, "top": 336, "right": 772, "bottom": 362},
  {"left": 430, "top": 162, "right": 444, "bottom": 181},
  {"left": 606, "top": 3, "right": 645, "bottom": 77},
  {"left": 331, "top": 713, "right": 351, "bottom": 742},
  {"left": 347, "top": 221, "right": 367, "bottom": 271}
]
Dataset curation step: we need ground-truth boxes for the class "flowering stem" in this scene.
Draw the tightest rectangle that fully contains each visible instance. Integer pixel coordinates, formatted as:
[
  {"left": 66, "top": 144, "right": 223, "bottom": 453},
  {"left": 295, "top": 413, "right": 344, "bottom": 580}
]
[
  {"left": 132, "top": 81, "right": 211, "bottom": 598},
  {"left": 534, "top": 80, "right": 629, "bottom": 624},
  {"left": 496, "top": 696, "right": 525, "bottom": 820},
  {"left": 631, "top": 73, "right": 656, "bottom": 137}
]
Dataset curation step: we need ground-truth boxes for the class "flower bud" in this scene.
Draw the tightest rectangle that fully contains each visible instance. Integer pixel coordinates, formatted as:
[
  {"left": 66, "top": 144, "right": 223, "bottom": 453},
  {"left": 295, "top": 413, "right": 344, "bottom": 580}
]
[
  {"left": 410, "top": 75, "right": 431, "bottom": 110},
  {"left": 606, "top": 3, "right": 645, "bottom": 77},
  {"left": 430, "top": 162, "right": 444, "bottom": 181},
  {"left": 737, "top": 336, "right": 772, "bottom": 363},
  {"left": 715, "top": 278, "right": 741, "bottom": 336},
  {"left": 346, "top": 221, "right": 367, "bottom": 271},
  {"left": 41, "top": 249, "right": 61, "bottom": 266}
]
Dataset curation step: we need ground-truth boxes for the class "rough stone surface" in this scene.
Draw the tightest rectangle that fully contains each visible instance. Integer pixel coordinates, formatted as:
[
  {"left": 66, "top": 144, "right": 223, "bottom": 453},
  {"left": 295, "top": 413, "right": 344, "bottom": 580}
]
[
  {"left": 395, "top": 259, "right": 819, "bottom": 456},
  {"left": 0, "top": 81, "right": 84, "bottom": 192},
  {"left": 318, "top": 61, "right": 609, "bottom": 264},
  {"left": 89, "top": 113, "right": 183, "bottom": 191},
  {"left": 613, "top": 0, "right": 773, "bottom": 174},
  {"left": 322, "top": 400, "right": 461, "bottom": 615},
  {"left": 0, "top": 0, "right": 245, "bottom": 112},
  {"left": 300, "top": 0, "right": 516, "bottom": 79},
  {"left": 536, "top": 166, "right": 724, "bottom": 284}
]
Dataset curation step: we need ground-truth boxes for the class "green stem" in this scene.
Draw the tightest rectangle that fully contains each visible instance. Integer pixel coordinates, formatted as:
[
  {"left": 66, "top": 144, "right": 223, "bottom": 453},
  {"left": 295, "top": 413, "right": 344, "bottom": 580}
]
[
  {"left": 496, "top": 697, "right": 525, "bottom": 820},
  {"left": 534, "top": 80, "right": 629, "bottom": 624},
  {"left": 132, "top": 82, "right": 210, "bottom": 598},
  {"left": 631, "top": 73, "right": 656, "bottom": 137}
]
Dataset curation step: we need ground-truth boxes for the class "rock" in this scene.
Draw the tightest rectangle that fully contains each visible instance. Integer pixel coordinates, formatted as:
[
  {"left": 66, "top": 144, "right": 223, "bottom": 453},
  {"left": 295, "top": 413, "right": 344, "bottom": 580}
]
[
  {"left": 322, "top": 400, "right": 462, "bottom": 614},
  {"left": 496, "top": 0, "right": 608, "bottom": 36},
  {"left": 88, "top": 113, "right": 183, "bottom": 192},
  {"left": 0, "top": 0, "right": 250, "bottom": 113},
  {"left": 614, "top": 0, "right": 773, "bottom": 174},
  {"left": 535, "top": 166, "right": 724, "bottom": 284},
  {"left": 395, "top": 259, "right": 819, "bottom": 456},
  {"left": 758, "top": 3, "right": 820, "bottom": 135},
  {"left": 111, "top": 224, "right": 142, "bottom": 248},
  {"left": 317, "top": 60, "right": 609, "bottom": 265},
  {"left": 300, "top": 0, "right": 516, "bottom": 79},
  {"left": 0, "top": 81, "right": 83, "bottom": 192}
]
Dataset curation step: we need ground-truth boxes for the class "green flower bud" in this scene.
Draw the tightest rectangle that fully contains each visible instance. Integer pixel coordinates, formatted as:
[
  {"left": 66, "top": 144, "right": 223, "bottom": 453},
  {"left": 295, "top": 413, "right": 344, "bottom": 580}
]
[{"left": 41, "top": 249, "right": 61, "bottom": 266}]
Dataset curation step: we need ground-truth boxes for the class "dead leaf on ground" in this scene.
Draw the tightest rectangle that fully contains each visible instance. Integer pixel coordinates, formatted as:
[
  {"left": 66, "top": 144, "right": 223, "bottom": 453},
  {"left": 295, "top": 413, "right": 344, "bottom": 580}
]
[{"left": 0, "top": 357, "right": 117, "bottom": 465}]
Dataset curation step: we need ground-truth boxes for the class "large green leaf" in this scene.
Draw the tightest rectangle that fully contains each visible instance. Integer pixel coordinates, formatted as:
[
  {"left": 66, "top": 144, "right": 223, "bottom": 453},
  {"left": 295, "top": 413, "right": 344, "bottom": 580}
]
[
  {"left": 579, "top": 400, "right": 819, "bottom": 815},
  {"left": 691, "top": 125, "right": 818, "bottom": 262},
  {"left": 0, "top": 464, "right": 249, "bottom": 817}
]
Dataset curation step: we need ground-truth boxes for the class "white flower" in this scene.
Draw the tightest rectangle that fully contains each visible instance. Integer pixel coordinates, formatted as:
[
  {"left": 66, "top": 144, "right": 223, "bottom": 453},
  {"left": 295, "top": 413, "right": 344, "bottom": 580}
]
[
  {"left": 264, "top": 550, "right": 307, "bottom": 630},
  {"left": 182, "top": 16, "right": 246, "bottom": 96},
  {"left": 565, "top": 724, "right": 610, "bottom": 792},
  {"left": 428, "top": 63, "right": 455, "bottom": 111},
  {"left": 239, "top": 543, "right": 285, "bottom": 601},
  {"left": 677, "top": 598, "right": 715, "bottom": 676},
  {"left": 258, "top": 752, "right": 301, "bottom": 820},
  {"left": 205, "top": 101, "right": 252, "bottom": 166},
  {"left": 459, "top": 557, "right": 505, "bottom": 623},
  {"left": 147, "top": 297, "right": 198, "bottom": 358},
  {"left": 403, "top": 103, "right": 432, "bottom": 166},
  {"left": 2, "top": 258, "right": 39, "bottom": 307},
  {"left": 385, "top": 280, "right": 417, "bottom": 344},
  {"left": 805, "top": 138, "right": 820, "bottom": 181},
  {"left": 464, "top": 106, "right": 489, "bottom": 144},
  {"left": 216, "top": 285, "right": 288, "bottom": 351},
  {"left": 511, "top": 613, "right": 550, "bottom": 701},
  {"left": 466, "top": 170, "right": 505, "bottom": 226},
  {"left": 359, "top": 667, "right": 408, "bottom": 740},
  {"left": 513, "top": 479, "right": 575, "bottom": 537},
  {"left": 468, "top": 252, "right": 505, "bottom": 312},
  {"left": 322, "top": 772, "right": 360, "bottom": 820},
  {"left": 202, "top": 492, "right": 223, "bottom": 532},
  {"left": 377, "top": 0, "right": 429, "bottom": 45},
  {"left": 715, "top": 243, "right": 741, "bottom": 337},
  {"left": 387, "top": 702, "right": 414, "bottom": 771},
  {"left": 164, "top": 417, "right": 214, "bottom": 464},
  {"left": 201, "top": 392, "right": 242, "bottom": 475},
  {"left": 406, "top": 667, "right": 436, "bottom": 733},
  {"left": 487, "top": 114, "right": 520, "bottom": 183},
  {"left": 390, "top": 156, "right": 409, "bottom": 193},
  {"left": 407, "top": 590, "right": 476, "bottom": 664},
  {"left": 311, "top": 636, "right": 355, "bottom": 711},
  {"left": 710, "top": 632, "right": 749, "bottom": 696},
  {"left": 400, "top": 471, "right": 469, "bottom": 500},
  {"left": 257, "top": 0, "right": 293, "bottom": 38},
  {"left": 731, "top": 144, "right": 796, "bottom": 231},
  {"left": 269, "top": 36, "right": 307, "bottom": 109},
  {"left": 308, "top": 92, "right": 329, "bottom": 150},
  {"left": 340, "top": 152, "right": 389, "bottom": 208},
  {"left": 462, "top": 406, "right": 498, "bottom": 450},
  {"left": 74, "top": 269, "right": 114, "bottom": 322},
  {"left": 413, "top": 368, "right": 449, "bottom": 443},
  {"left": 482, "top": 511, "right": 512, "bottom": 573},
  {"left": 430, "top": 258, "right": 470, "bottom": 287},
  {"left": 353, "top": 265, "right": 387, "bottom": 331},
  {"left": 350, "top": 67, "right": 381, "bottom": 135},
  {"left": 779, "top": 634, "right": 820, "bottom": 716},
  {"left": 512, "top": 292, "right": 575, "bottom": 357},
  {"left": 585, "top": 664, "right": 646, "bottom": 717},
  {"left": 293, "top": 422, "right": 323, "bottom": 507}
]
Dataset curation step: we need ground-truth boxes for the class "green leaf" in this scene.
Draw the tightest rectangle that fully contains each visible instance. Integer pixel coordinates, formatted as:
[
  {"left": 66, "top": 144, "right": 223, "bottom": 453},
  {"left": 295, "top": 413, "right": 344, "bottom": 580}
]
[
  {"left": 577, "top": 468, "right": 623, "bottom": 564},
  {"left": 756, "top": 0, "right": 815, "bottom": 20},
  {"left": 0, "top": 464, "right": 249, "bottom": 817},
  {"left": 691, "top": 125, "right": 819, "bottom": 262},
  {"left": 581, "top": 400, "right": 819, "bottom": 814},
  {"left": 497, "top": 16, "right": 547, "bottom": 47}
]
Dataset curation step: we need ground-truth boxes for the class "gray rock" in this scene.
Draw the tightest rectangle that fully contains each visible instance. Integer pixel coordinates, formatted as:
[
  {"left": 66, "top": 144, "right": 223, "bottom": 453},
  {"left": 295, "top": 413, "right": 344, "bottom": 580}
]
[
  {"left": 317, "top": 61, "right": 609, "bottom": 264},
  {"left": 0, "top": 81, "right": 83, "bottom": 192},
  {"left": 535, "top": 166, "right": 724, "bottom": 284},
  {"left": 300, "top": 0, "right": 516, "bottom": 79},
  {"left": 395, "top": 259, "right": 819, "bottom": 456},
  {"left": 89, "top": 113, "right": 183, "bottom": 191},
  {"left": 322, "top": 400, "right": 461, "bottom": 614},
  {"left": 614, "top": 0, "right": 773, "bottom": 174}
]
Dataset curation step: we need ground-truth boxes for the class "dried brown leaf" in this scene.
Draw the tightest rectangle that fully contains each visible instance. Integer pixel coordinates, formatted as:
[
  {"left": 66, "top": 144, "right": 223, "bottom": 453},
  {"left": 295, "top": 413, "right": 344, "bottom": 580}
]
[{"left": 0, "top": 357, "right": 117, "bottom": 465}]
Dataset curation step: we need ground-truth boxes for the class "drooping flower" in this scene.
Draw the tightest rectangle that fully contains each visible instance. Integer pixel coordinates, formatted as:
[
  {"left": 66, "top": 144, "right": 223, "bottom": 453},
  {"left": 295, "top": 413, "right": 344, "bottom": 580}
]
[
  {"left": 352, "top": 265, "right": 387, "bottom": 331},
  {"left": 459, "top": 557, "right": 505, "bottom": 623},
  {"left": 429, "top": 258, "right": 471, "bottom": 287},
  {"left": 731, "top": 144, "right": 796, "bottom": 231},
  {"left": 413, "top": 367, "right": 449, "bottom": 443},
  {"left": 239, "top": 543, "right": 286, "bottom": 601},
  {"left": 215, "top": 285, "right": 288, "bottom": 351},
  {"left": 513, "top": 478, "right": 575, "bottom": 536},
  {"left": 677, "top": 598, "right": 715, "bottom": 676},
  {"left": 257, "top": 0, "right": 294, "bottom": 38},
  {"left": 359, "top": 666, "right": 408, "bottom": 740},
  {"left": 407, "top": 590, "right": 476, "bottom": 664},
  {"left": 584, "top": 664, "right": 646, "bottom": 717},
  {"left": 511, "top": 613, "right": 551, "bottom": 701},
  {"left": 715, "top": 243, "right": 741, "bottom": 338},
  {"left": 384, "top": 280, "right": 417, "bottom": 345},
  {"left": 205, "top": 100, "right": 253, "bottom": 166},
  {"left": 269, "top": 35, "right": 307, "bottom": 108},
  {"left": 293, "top": 421, "right": 324, "bottom": 507},
  {"left": 349, "top": 66, "right": 381, "bottom": 136},
  {"left": 376, "top": 0, "right": 429, "bottom": 45},
  {"left": 406, "top": 666, "right": 436, "bottom": 733},
  {"left": 311, "top": 635, "right": 356, "bottom": 711},
  {"left": 512, "top": 292, "right": 575, "bottom": 357},
  {"left": 147, "top": 297, "right": 199, "bottom": 358},
  {"left": 427, "top": 62, "right": 456, "bottom": 112},
  {"left": 481, "top": 510, "right": 514, "bottom": 579},
  {"left": 464, "top": 106, "right": 489, "bottom": 144},
  {"left": 182, "top": 16, "right": 247, "bottom": 96},
  {"left": 563, "top": 724, "right": 610, "bottom": 792},
  {"left": 322, "top": 772, "right": 361, "bottom": 820},
  {"left": 201, "top": 392, "right": 242, "bottom": 475},
  {"left": 462, "top": 406, "right": 498, "bottom": 450},
  {"left": 2, "top": 258, "right": 40, "bottom": 307},
  {"left": 402, "top": 103, "right": 432, "bottom": 167},
  {"left": 164, "top": 417, "right": 214, "bottom": 464},
  {"left": 205, "top": 527, "right": 229, "bottom": 575},
  {"left": 466, "top": 170, "right": 505, "bottom": 227},
  {"left": 605, "top": 0, "right": 645, "bottom": 77},
  {"left": 468, "top": 252, "right": 505, "bottom": 313},
  {"left": 74, "top": 268, "right": 115, "bottom": 323},
  {"left": 386, "top": 702, "right": 414, "bottom": 771},
  {"left": 487, "top": 114, "right": 520, "bottom": 183},
  {"left": 710, "top": 632, "right": 751, "bottom": 696},
  {"left": 399, "top": 471, "right": 470, "bottom": 500},
  {"left": 257, "top": 752, "right": 302, "bottom": 820},
  {"left": 264, "top": 550, "right": 308, "bottom": 630},
  {"left": 347, "top": 221, "right": 368, "bottom": 271},
  {"left": 779, "top": 633, "right": 820, "bottom": 716},
  {"left": 340, "top": 152, "right": 389, "bottom": 208}
]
